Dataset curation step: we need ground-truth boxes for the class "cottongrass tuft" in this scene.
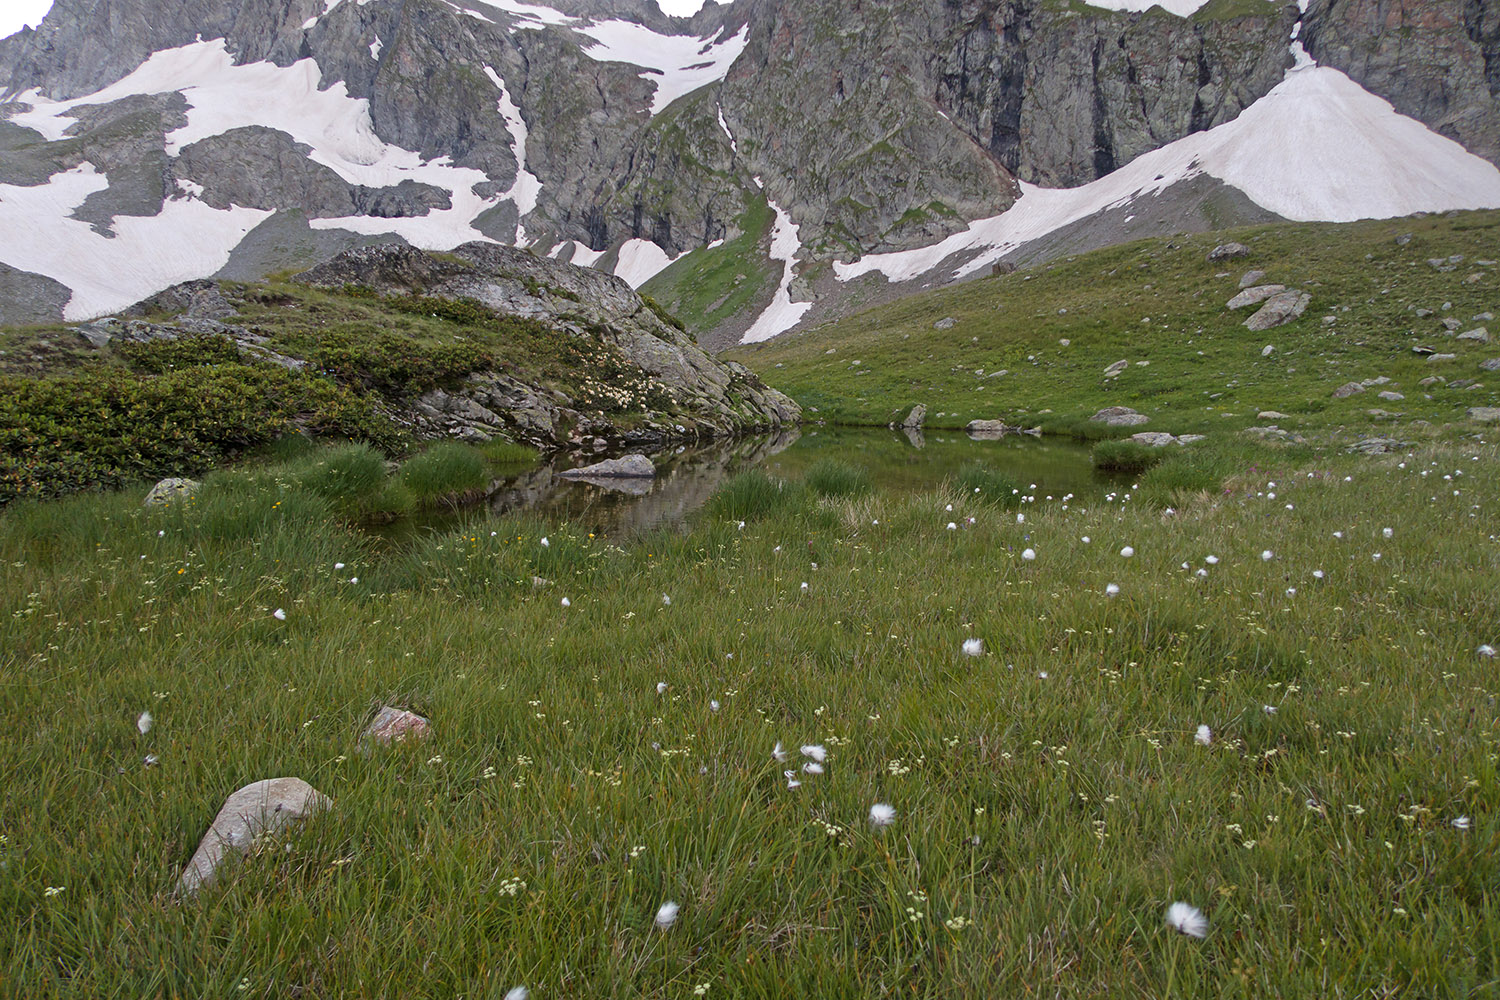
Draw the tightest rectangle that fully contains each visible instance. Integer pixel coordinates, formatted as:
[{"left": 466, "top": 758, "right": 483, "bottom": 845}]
[
  {"left": 801, "top": 744, "right": 827, "bottom": 762},
  {"left": 1165, "top": 902, "right": 1208, "bottom": 938},
  {"left": 137, "top": 711, "right": 153, "bottom": 735},
  {"left": 784, "top": 770, "right": 801, "bottom": 789},
  {"left": 1120, "top": 546, "right": 1135, "bottom": 558},
  {"left": 504, "top": 988, "right": 529, "bottom": 1000},
  {"left": 656, "top": 682, "right": 668, "bottom": 695},
  {"left": 272, "top": 608, "right": 287, "bottom": 621},
  {"left": 1195, "top": 725, "right": 1212, "bottom": 746},
  {"left": 654, "top": 901, "right": 680, "bottom": 930},
  {"left": 560, "top": 598, "right": 571, "bottom": 608},
  {"left": 1452, "top": 816, "right": 1472, "bottom": 831},
  {"left": 1383, "top": 527, "right": 1394, "bottom": 539},
  {"left": 1261, "top": 550, "right": 1274, "bottom": 562},
  {"left": 869, "top": 803, "right": 896, "bottom": 828},
  {"left": 962, "top": 638, "right": 983, "bottom": 657},
  {"left": 773, "top": 742, "right": 788, "bottom": 762},
  {"left": 1105, "top": 583, "right": 1120, "bottom": 597},
  {"left": 1022, "top": 548, "right": 1036, "bottom": 561},
  {"left": 1479, "top": 644, "right": 1496, "bottom": 658},
  {"left": 802, "top": 762, "right": 825, "bottom": 775},
  {"left": 540, "top": 537, "right": 550, "bottom": 548}
]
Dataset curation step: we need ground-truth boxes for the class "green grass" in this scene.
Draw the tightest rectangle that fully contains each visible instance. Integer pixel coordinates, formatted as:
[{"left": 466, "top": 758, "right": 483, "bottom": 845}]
[
  {"left": 1093, "top": 438, "right": 1169, "bottom": 475},
  {"left": 803, "top": 458, "right": 872, "bottom": 498},
  {"left": 731, "top": 211, "right": 1500, "bottom": 446},
  {"left": 0, "top": 437, "right": 1496, "bottom": 996},
  {"left": 640, "top": 197, "right": 778, "bottom": 335},
  {"left": 398, "top": 442, "right": 490, "bottom": 509}
]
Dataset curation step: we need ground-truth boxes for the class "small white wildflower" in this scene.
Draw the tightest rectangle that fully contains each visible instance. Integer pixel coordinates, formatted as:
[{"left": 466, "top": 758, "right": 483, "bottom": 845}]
[
  {"left": 1080, "top": 535, "right": 1090, "bottom": 543},
  {"left": 800, "top": 581, "right": 809, "bottom": 593},
  {"left": 947, "top": 522, "right": 958, "bottom": 531},
  {"left": 1479, "top": 645, "right": 1496, "bottom": 658},
  {"left": 1263, "top": 704, "right": 1278, "bottom": 714},
  {"left": 504, "top": 988, "right": 530, "bottom": 1000},
  {"left": 1313, "top": 570, "right": 1325, "bottom": 579},
  {"left": 272, "top": 608, "right": 287, "bottom": 621},
  {"left": 44, "top": 886, "right": 65, "bottom": 897},
  {"left": 710, "top": 700, "right": 721, "bottom": 713},
  {"left": 662, "top": 594, "right": 671, "bottom": 606},
  {"left": 1022, "top": 548, "right": 1036, "bottom": 561},
  {"left": 869, "top": 803, "right": 896, "bottom": 828},
  {"left": 1016, "top": 513, "right": 1025, "bottom": 524},
  {"left": 560, "top": 597, "right": 571, "bottom": 608},
  {"left": 1120, "top": 546, "right": 1135, "bottom": 558},
  {"left": 1165, "top": 902, "right": 1208, "bottom": 938},
  {"left": 656, "top": 682, "right": 668, "bottom": 694},
  {"left": 1383, "top": 527, "right": 1394, "bottom": 539},
  {"left": 1195, "top": 725, "right": 1212, "bottom": 746},
  {"left": 137, "top": 711, "right": 153, "bottom": 735},
  {"left": 1105, "top": 583, "right": 1120, "bottom": 597},
  {"left": 962, "top": 638, "right": 983, "bottom": 657},
  {"left": 1261, "top": 550, "right": 1274, "bottom": 562},
  {"left": 655, "top": 901, "right": 680, "bottom": 930},
  {"left": 801, "top": 744, "right": 827, "bottom": 762},
  {"left": 157, "top": 530, "right": 165, "bottom": 537},
  {"left": 1453, "top": 816, "right": 1472, "bottom": 831},
  {"left": 540, "top": 536, "right": 549, "bottom": 548}
]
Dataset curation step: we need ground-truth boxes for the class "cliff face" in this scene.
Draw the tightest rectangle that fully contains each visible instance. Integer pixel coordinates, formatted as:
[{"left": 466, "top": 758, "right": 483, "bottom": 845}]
[
  {"left": 1303, "top": 0, "right": 1500, "bottom": 166},
  {"left": 0, "top": 0, "right": 1496, "bottom": 330}
]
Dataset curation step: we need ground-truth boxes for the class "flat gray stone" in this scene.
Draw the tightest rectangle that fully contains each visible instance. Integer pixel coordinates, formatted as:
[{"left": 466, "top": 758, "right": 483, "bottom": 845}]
[
  {"left": 557, "top": 454, "right": 655, "bottom": 479},
  {"left": 1208, "top": 243, "right": 1250, "bottom": 262},
  {"left": 1258, "top": 410, "right": 1290, "bottom": 420},
  {"left": 1469, "top": 407, "right": 1500, "bottom": 422},
  {"left": 1103, "top": 359, "right": 1129, "bottom": 378},
  {"left": 1377, "top": 391, "right": 1405, "bottom": 401},
  {"left": 1457, "top": 327, "right": 1490, "bottom": 342},
  {"left": 901, "top": 404, "right": 927, "bottom": 429},
  {"left": 1090, "top": 407, "right": 1149, "bottom": 427},
  {"left": 966, "top": 419, "right": 1016, "bottom": 440},
  {"left": 1177, "top": 434, "right": 1206, "bottom": 444},
  {"left": 1427, "top": 353, "right": 1458, "bottom": 362},
  {"left": 1244, "top": 290, "right": 1310, "bottom": 331},
  {"left": 1129, "top": 432, "right": 1178, "bottom": 447},
  {"left": 933, "top": 317, "right": 956, "bottom": 330},
  {"left": 1226, "top": 284, "right": 1286, "bottom": 310},
  {"left": 1480, "top": 358, "right": 1500, "bottom": 371},
  {"left": 178, "top": 778, "right": 331, "bottom": 895},
  {"left": 1332, "top": 383, "right": 1365, "bottom": 398},
  {"left": 1239, "top": 270, "right": 1266, "bottom": 289},
  {"left": 144, "top": 478, "right": 199, "bottom": 506}
]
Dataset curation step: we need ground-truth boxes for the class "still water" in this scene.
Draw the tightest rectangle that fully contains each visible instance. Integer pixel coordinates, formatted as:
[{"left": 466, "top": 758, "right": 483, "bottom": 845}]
[{"left": 456, "top": 426, "right": 1122, "bottom": 539}]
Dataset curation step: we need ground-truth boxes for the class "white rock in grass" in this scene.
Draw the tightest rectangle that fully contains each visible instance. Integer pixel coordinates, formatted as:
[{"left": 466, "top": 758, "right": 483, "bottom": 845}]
[
  {"left": 1165, "top": 902, "right": 1209, "bottom": 938},
  {"left": 144, "top": 477, "right": 199, "bottom": 507},
  {"left": 178, "top": 778, "right": 331, "bottom": 895},
  {"left": 654, "top": 901, "right": 680, "bottom": 930}
]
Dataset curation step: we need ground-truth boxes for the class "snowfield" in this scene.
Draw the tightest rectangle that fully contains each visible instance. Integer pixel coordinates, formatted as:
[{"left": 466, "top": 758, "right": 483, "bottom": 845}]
[
  {"left": 575, "top": 22, "right": 749, "bottom": 116},
  {"left": 740, "top": 191, "right": 814, "bottom": 344},
  {"left": 835, "top": 54, "right": 1500, "bottom": 286}
]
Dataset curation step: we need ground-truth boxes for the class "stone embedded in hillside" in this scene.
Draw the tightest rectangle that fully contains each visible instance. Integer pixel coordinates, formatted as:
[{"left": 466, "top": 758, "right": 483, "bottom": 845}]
[
  {"left": 1443, "top": 318, "right": 1463, "bottom": 331},
  {"left": 1103, "top": 359, "right": 1129, "bottom": 378},
  {"left": 178, "top": 778, "right": 331, "bottom": 895},
  {"left": 557, "top": 454, "right": 656, "bottom": 479},
  {"left": 902, "top": 404, "right": 927, "bottom": 429},
  {"left": 1227, "top": 284, "right": 1286, "bottom": 309},
  {"left": 1244, "top": 290, "right": 1310, "bottom": 331},
  {"left": 966, "top": 419, "right": 1016, "bottom": 439},
  {"left": 1348, "top": 437, "right": 1408, "bottom": 454},
  {"left": 1481, "top": 358, "right": 1500, "bottom": 371},
  {"left": 1130, "top": 432, "right": 1179, "bottom": 447},
  {"left": 1378, "top": 390, "right": 1405, "bottom": 401},
  {"left": 1208, "top": 243, "right": 1250, "bottom": 262},
  {"left": 1470, "top": 407, "right": 1500, "bottom": 422},
  {"left": 1239, "top": 270, "right": 1267, "bottom": 289},
  {"left": 1427, "top": 353, "right": 1458, "bottom": 362},
  {"left": 1090, "top": 406, "right": 1149, "bottom": 427},
  {"left": 363, "top": 707, "right": 431, "bottom": 746},
  {"left": 1458, "top": 327, "right": 1490, "bottom": 342},
  {"left": 144, "top": 478, "right": 199, "bottom": 506},
  {"left": 1242, "top": 426, "right": 1305, "bottom": 443},
  {"left": 933, "top": 317, "right": 957, "bottom": 330},
  {"left": 1178, "top": 434, "right": 1207, "bottom": 444},
  {"left": 1258, "top": 410, "right": 1290, "bottom": 419},
  {"left": 1262, "top": 345, "right": 1276, "bottom": 357},
  {"left": 1332, "top": 382, "right": 1365, "bottom": 398}
]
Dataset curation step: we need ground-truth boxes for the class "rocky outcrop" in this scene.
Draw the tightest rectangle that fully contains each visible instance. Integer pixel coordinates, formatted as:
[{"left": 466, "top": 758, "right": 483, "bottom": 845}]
[{"left": 1304, "top": 0, "right": 1500, "bottom": 168}]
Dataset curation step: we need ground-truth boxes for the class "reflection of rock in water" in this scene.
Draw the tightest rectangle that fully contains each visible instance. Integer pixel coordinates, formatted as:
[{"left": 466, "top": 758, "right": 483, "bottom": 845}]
[
  {"left": 483, "top": 428, "right": 802, "bottom": 537},
  {"left": 559, "top": 475, "right": 654, "bottom": 496},
  {"left": 902, "top": 425, "right": 926, "bottom": 450}
]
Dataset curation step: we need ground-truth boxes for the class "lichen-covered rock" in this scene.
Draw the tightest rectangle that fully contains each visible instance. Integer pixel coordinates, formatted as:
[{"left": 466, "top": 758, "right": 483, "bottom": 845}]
[
  {"left": 558, "top": 455, "right": 657, "bottom": 479},
  {"left": 1244, "top": 291, "right": 1311, "bottom": 331},
  {"left": 1209, "top": 243, "right": 1252, "bottom": 263},
  {"left": 144, "top": 478, "right": 199, "bottom": 506},
  {"left": 1090, "top": 406, "right": 1149, "bottom": 426},
  {"left": 178, "top": 778, "right": 331, "bottom": 895},
  {"left": 1227, "top": 285, "right": 1287, "bottom": 309},
  {"left": 363, "top": 707, "right": 431, "bottom": 746}
]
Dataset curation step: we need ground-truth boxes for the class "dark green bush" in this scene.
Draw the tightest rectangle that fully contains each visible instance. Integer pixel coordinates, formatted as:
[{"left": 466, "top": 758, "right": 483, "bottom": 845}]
[
  {"left": 1092, "top": 439, "right": 1167, "bottom": 475},
  {"left": 291, "top": 326, "right": 493, "bottom": 394},
  {"left": 117, "top": 333, "right": 243, "bottom": 373}
]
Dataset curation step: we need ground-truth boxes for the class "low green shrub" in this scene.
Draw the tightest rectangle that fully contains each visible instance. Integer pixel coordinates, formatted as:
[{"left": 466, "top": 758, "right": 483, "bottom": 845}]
[
  {"left": 399, "top": 442, "right": 490, "bottom": 508},
  {"left": 1092, "top": 439, "right": 1167, "bottom": 475},
  {"left": 804, "top": 458, "right": 871, "bottom": 498},
  {"left": 117, "top": 333, "right": 243, "bottom": 373}
]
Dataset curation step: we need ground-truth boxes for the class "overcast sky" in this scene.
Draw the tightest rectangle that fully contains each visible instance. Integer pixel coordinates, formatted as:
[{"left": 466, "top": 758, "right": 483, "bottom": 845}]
[
  {"left": 0, "top": 1, "right": 716, "bottom": 44},
  {"left": 0, "top": 0, "right": 54, "bottom": 40}
]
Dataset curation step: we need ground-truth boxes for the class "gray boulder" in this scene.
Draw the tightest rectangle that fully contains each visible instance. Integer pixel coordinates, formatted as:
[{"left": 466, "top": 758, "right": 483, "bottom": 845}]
[
  {"left": 1090, "top": 406, "right": 1149, "bottom": 427},
  {"left": 901, "top": 404, "right": 927, "bottom": 429},
  {"left": 178, "top": 778, "right": 331, "bottom": 895},
  {"left": 1129, "top": 432, "right": 1179, "bottom": 447},
  {"left": 933, "top": 317, "right": 957, "bottom": 330},
  {"left": 966, "top": 419, "right": 1017, "bottom": 439},
  {"left": 1332, "top": 382, "right": 1365, "bottom": 398},
  {"left": 1348, "top": 437, "right": 1409, "bottom": 455},
  {"left": 1481, "top": 358, "right": 1500, "bottom": 371},
  {"left": 1208, "top": 243, "right": 1251, "bottom": 262},
  {"left": 1102, "top": 359, "right": 1130, "bottom": 378},
  {"left": 1244, "top": 290, "right": 1310, "bottom": 331},
  {"left": 1226, "top": 284, "right": 1286, "bottom": 309},
  {"left": 1458, "top": 328, "right": 1490, "bottom": 342},
  {"left": 1377, "top": 390, "right": 1405, "bottom": 401},
  {"left": 1470, "top": 407, "right": 1500, "bottom": 422},
  {"left": 1427, "top": 353, "right": 1458, "bottom": 362},
  {"left": 558, "top": 454, "right": 657, "bottom": 479},
  {"left": 144, "top": 478, "right": 199, "bottom": 506},
  {"left": 1239, "top": 270, "right": 1267, "bottom": 288}
]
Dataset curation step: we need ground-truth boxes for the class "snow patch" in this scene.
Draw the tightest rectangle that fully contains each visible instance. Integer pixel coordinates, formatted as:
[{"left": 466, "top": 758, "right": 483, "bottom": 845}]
[
  {"left": 1082, "top": 0, "right": 1217, "bottom": 16},
  {"left": 0, "top": 164, "right": 271, "bottom": 319},
  {"left": 614, "top": 239, "right": 680, "bottom": 287},
  {"left": 369, "top": 37, "right": 382, "bottom": 60},
  {"left": 741, "top": 192, "right": 813, "bottom": 343},
  {"left": 576, "top": 23, "right": 749, "bottom": 115},
  {"left": 483, "top": 65, "right": 543, "bottom": 243},
  {"left": 716, "top": 102, "right": 739, "bottom": 153},
  {"left": 488, "top": 0, "right": 576, "bottom": 26},
  {"left": 837, "top": 61, "right": 1500, "bottom": 285}
]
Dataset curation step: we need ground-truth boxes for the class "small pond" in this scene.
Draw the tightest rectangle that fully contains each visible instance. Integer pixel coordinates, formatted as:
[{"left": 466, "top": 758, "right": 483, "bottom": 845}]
[{"left": 401, "top": 426, "right": 1125, "bottom": 540}]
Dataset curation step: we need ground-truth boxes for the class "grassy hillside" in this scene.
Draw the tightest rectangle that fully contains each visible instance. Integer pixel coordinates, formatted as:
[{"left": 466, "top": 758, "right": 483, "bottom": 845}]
[{"left": 731, "top": 211, "right": 1500, "bottom": 443}]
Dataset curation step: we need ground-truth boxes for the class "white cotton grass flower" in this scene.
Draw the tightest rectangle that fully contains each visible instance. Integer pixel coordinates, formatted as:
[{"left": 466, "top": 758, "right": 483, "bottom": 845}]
[
  {"left": 803, "top": 762, "right": 825, "bottom": 775},
  {"left": 869, "top": 803, "right": 896, "bottom": 828},
  {"left": 272, "top": 608, "right": 287, "bottom": 621},
  {"left": 947, "top": 522, "right": 958, "bottom": 531},
  {"left": 1165, "top": 901, "right": 1209, "bottom": 939},
  {"left": 656, "top": 682, "right": 668, "bottom": 695},
  {"left": 1022, "top": 548, "right": 1036, "bottom": 561},
  {"left": 1263, "top": 704, "right": 1278, "bottom": 714},
  {"left": 800, "top": 582, "right": 809, "bottom": 593},
  {"left": 662, "top": 594, "right": 671, "bottom": 606},
  {"left": 801, "top": 744, "right": 827, "bottom": 762},
  {"left": 1478, "top": 644, "right": 1496, "bottom": 658},
  {"left": 1080, "top": 535, "right": 1090, "bottom": 543},
  {"left": 504, "top": 988, "right": 529, "bottom": 1000},
  {"left": 1452, "top": 816, "right": 1472, "bottom": 831},
  {"left": 1205, "top": 555, "right": 1219, "bottom": 565},
  {"left": 773, "top": 742, "right": 788, "bottom": 762},
  {"left": 1105, "top": 583, "right": 1120, "bottom": 597},
  {"left": 1120, "top": 546, "right": 1135, "bottom": 558},
  {"left": 1261, "top": 550, "right": 1274, "bottom": 562},
  {"left": 137, "top": 711, "right": 153, "bottom": 735},
  {"left": 1195, "top": 725, "right": 1212, "bottom": 746},
  {"left": 1383, "top": 527, "right": 1394, "bottom": 539},
  {"left": 540, "top": 536, "right": 550, "bottom": 548},
  {"left": 334, "top": 562, "right": 345, "bottom": 570},
  {"left": 962, "top": 638, "right": 983, "bottom": 657},
  {"left": 1313, "top": 570, "right": 1325, "bottom": 580},
  {"left": 654, "top": 901, "right": 680, "bottom": 930},
  {"left": 784, "top": 770, "right": 801, "bottom": 789},
  {"left": 560, "top": 597, "right": 571, "bottom": 608},
  {"left": 710, "top": 700, "right": 721, "bottom": 713}
]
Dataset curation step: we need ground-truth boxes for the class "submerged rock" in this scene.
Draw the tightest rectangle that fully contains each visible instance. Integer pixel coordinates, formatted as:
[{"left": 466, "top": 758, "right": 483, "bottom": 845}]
[{"left": 178, "top": 778, "right": 331, "bottom": 895}]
